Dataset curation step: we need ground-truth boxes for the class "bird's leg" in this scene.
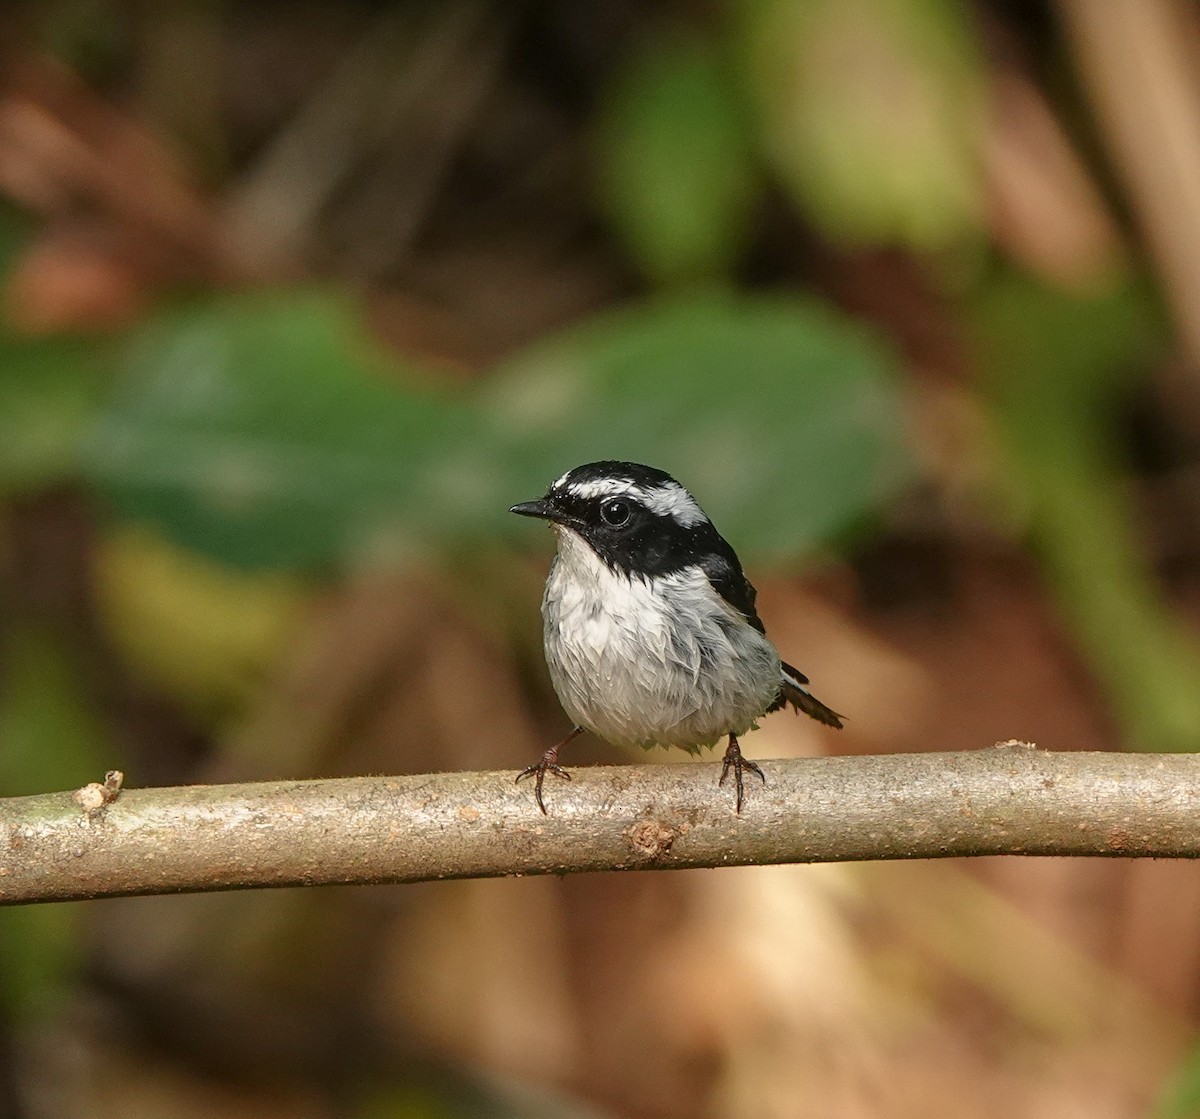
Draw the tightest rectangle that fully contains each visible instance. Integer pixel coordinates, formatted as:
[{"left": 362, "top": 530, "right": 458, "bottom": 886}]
[
  {"left": 719, "top": 732, "right": 765, "bottom": 813},
  {"left": 516, "top": 726, "right": 583, "bottom": 814}
]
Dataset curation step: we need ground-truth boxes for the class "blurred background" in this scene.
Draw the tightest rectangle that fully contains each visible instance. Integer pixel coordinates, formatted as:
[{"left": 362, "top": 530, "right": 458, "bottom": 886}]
[{"left": 4, "top": 0, "right": 1200, "bottom": 1115}]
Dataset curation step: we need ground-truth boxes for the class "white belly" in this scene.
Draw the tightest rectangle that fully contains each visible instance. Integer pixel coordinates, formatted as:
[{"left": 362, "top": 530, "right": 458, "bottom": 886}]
[{"left": 541, "top": 528, "right": 781, "bottom": 752}]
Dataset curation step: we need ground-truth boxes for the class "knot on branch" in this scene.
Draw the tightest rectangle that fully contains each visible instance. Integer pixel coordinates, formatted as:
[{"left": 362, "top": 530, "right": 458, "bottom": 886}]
[
  {"left": 72, "top": 770, "right": 124, "bottom": 817},
  {"left": 627, "top": 817, "right": 678, "bottom": 860}
]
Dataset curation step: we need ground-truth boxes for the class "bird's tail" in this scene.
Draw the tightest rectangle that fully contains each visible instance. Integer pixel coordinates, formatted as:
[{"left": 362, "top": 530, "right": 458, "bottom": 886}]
[{"left": 776, "top": 661, "right": 844, "bottom": 729}]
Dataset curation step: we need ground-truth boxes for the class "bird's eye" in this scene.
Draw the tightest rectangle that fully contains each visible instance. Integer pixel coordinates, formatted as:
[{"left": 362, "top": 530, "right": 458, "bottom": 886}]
[{"left": 600, "top": 499, "right": 631, "bottom": 527}]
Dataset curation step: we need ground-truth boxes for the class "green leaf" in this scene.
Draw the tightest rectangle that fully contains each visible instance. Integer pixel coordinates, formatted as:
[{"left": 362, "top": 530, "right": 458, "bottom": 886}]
[
  {"left": 483, "top": 291, "right": 910, "bottom": 559},
  {"left": 85, "top": 289, "right": 907, "bottom": 569},
  {"left": 736, "top": 0, "right": 984, "bottom": 251},
  {"left": 85, "top": 289, "right": 480, "bottom": 569},
  {"left": 596, "top": 34, "right": 759, "bottom": 285}
]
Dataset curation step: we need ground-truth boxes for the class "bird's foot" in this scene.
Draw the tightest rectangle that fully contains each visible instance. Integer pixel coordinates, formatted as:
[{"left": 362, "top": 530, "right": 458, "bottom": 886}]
[
  {"left": 718, "top": 734, "right": 765, "bottom": 813},
  {"left": 515, "top": 753, "right": 570, "bottom": 814},
  {"left": 516, "top": 728, "right": 582, "bottom": 813}
]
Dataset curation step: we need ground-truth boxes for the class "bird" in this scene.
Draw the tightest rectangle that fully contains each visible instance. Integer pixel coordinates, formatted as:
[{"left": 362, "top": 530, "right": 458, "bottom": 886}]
[{"left": 510, "top": 460, "right": 842, "bottom": 813}]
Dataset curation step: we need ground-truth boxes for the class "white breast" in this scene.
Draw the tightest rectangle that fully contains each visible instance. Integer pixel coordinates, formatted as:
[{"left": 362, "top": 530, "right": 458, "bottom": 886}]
[{"left": 540, "top": 527, "right": 782, "bottom": 752}]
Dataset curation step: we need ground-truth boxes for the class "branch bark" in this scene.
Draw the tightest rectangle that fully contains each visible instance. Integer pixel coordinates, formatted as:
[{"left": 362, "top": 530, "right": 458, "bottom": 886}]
[{"left": 3, "top": 745, "right": 1200, "bottom": 906}]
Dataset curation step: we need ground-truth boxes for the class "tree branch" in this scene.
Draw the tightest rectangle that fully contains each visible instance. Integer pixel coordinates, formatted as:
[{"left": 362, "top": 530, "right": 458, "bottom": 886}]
[{"left": 3, "top": 745, "right": 1200, "bottom": 905}]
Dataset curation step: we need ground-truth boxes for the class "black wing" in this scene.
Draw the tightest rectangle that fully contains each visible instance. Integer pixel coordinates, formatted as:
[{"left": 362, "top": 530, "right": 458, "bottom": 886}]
[
  {"left": 700, "top": 550, "right": 766, "bottom": 634},
  {"left": 772, "top": 660, "right": 844, "bottom": 727},
  {"left": 701, "top": 549, "right": 845, "bottom": 730}
]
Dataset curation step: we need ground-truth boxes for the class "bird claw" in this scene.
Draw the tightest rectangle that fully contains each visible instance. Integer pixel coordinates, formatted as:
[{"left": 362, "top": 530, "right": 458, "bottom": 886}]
[
  {"left": 516, "top": 743, "right": 575, "bottom": 814},
  {"left": 719, "top": 737, "right": 765, "bottom": 814}
]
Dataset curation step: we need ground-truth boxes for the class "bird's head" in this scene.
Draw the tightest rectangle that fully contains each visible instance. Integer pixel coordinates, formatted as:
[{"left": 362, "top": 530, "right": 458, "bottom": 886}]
[{"left": 511, "top": 460, "right": 723, "bottom": 578}]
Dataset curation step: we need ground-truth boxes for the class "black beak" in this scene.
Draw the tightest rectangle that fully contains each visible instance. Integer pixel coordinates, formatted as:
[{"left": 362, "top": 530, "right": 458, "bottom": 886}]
[
  {"left": 511, "top": 497, "right": 578, "bottom": 528},
  {"left": 510, "top": 498, "right": 556, "bottom": 521}
]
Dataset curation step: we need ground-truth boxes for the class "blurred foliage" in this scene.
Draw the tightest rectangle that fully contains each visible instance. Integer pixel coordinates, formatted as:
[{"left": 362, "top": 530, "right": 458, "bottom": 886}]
[
  {"left": 0, "top": 626, "right": 104, "bottom": 1020},
  {"left": 0, "top": 903, "right": 82, "bottom": 1024},
  {"left": 0, "top": 333, "right": 107, "bottom": 497},
  {"left": 92, "top": 526, "right": 313, "bottom": 719},
  {"left": 483, "top": 292, "right": 910, "bottom": 559},
  {"left": 85, "top": 289, "right": 908, "bottom": 570},
  {"left": 354, "top": 1079, "right": 609, "bottom": 1119},
  {"left": 85, "top": 290, "right": 472, "bottom": 569},
  {"left": 5, "top": 0, "right": 1200, "bottom": 1113},
  {"left": 596, "top": 34, "right": 758, "bottom": 285},
  {"left": 0, "top": 211, "right": 108, "bottom": 496},
  {"left": 0, "top": 624, "right": 112, "bottom": 795},
  {"left": 735, "top": 0, "right": 983, "bottom": 251},
  {"left": 976, "top": 272, "right": 1200, "bottom": 752},
  {"left": 36, "top": 0, "right": 130, "bottom": 77},
  {"left": 1157, "top": 1040, "right": 1200, "bottom": 1119}
]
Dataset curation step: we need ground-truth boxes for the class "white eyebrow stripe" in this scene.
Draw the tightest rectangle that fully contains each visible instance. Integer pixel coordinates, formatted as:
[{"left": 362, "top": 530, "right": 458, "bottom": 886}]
[
  {"left": 640, "top": 482, "right": 707, "bottom": 527},
  {"left": 559, "top": 477, "right": 708, "bottom": 528},
  {"left": 560, "top": 477, "right": 638, "bottom": 501}
]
